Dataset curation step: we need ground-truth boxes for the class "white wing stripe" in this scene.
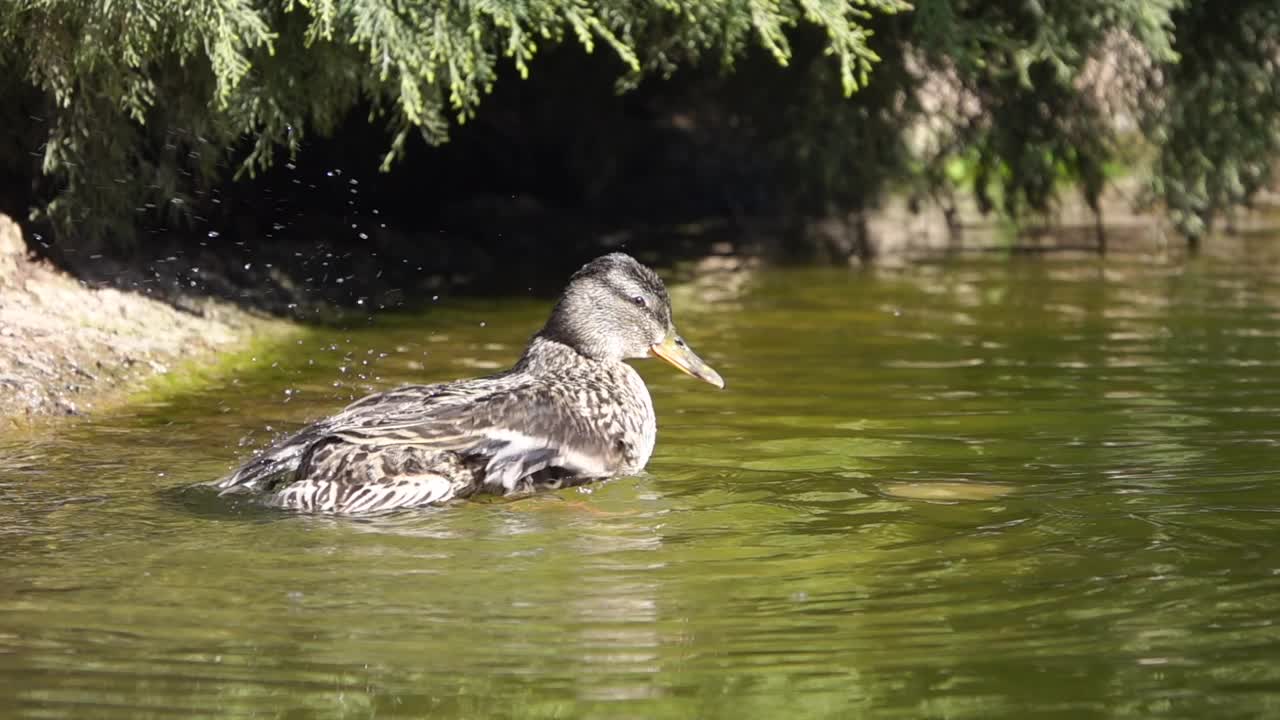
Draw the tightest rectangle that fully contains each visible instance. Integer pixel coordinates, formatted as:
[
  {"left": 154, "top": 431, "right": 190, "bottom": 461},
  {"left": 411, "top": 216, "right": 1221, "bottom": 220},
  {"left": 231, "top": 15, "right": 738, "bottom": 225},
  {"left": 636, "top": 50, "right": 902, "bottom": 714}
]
[{"left": 480, "top": 428, "right": 608, "bottom": 490}]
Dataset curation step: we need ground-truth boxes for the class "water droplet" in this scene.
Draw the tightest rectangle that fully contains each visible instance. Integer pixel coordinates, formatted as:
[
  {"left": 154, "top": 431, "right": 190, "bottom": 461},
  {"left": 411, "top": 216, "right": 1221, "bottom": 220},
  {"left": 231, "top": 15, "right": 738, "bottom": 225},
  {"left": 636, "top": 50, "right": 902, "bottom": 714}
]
[{"left": 207, "top": 230, "right": 220, "bottom": 238}]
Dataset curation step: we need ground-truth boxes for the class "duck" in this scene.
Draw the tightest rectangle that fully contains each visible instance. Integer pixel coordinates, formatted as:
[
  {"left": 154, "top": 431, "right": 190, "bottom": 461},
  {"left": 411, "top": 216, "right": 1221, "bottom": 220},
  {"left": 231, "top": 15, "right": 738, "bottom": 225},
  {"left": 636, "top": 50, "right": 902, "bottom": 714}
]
[{"left": 214, "top": 252, "right": 724, "bottom": 513}]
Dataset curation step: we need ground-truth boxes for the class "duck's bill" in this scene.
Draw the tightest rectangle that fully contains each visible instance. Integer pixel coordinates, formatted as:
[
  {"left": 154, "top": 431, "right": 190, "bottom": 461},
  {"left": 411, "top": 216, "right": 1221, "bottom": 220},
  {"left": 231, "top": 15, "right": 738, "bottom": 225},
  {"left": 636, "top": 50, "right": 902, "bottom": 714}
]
[{"left": 650, "top": 335, "right": 725, "bottom": 389}]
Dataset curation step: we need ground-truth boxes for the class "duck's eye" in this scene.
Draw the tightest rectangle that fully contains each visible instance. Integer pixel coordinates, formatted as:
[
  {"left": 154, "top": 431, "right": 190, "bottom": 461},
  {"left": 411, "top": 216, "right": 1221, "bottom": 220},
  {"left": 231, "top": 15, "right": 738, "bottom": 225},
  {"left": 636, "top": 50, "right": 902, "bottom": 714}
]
[{"left": 631, "top": 295, "right": 647, "bottom": 308}]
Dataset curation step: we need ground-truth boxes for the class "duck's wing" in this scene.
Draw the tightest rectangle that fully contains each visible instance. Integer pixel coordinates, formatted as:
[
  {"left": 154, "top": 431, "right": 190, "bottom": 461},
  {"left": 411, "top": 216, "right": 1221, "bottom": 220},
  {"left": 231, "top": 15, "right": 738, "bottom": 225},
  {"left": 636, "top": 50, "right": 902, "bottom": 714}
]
[
  {"left": 214, "top": 382, "right": 454, "bottom": 495},
  {"left": 327, "top": 377, "right": 630, "bottom": 491},
  {"left": 270, "top": 442, "right": 477, "bottom": 513},
  {"left": 220, "top": 376, "right": 628, "bottom": 497}
]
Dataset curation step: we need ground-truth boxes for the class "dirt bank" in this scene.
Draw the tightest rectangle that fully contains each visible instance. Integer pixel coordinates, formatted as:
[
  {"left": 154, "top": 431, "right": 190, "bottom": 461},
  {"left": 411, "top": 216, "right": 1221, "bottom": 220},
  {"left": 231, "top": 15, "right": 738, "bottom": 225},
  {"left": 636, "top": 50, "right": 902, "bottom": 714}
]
[{"left": 0, "top": 214, "right": 286, "bottom": 428}]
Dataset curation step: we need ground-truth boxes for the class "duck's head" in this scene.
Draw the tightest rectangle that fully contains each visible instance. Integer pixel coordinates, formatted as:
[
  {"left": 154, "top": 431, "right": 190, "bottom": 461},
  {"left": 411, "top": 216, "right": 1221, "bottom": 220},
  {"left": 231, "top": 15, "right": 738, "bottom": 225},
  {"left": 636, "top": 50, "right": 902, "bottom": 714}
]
[{"left": 541, "top": 253, "right": 724, "bottom": 388}]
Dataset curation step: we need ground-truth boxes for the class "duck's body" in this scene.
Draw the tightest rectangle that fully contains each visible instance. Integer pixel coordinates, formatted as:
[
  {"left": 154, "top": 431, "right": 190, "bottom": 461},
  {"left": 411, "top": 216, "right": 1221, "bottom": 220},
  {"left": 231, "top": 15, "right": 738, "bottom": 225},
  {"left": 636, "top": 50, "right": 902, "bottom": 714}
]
[
  {"left": 217, "top": 337, "right": 657, "bottom": 512},
  {"left": 215, "top": 253, "right": 722, "bottom": 513}
]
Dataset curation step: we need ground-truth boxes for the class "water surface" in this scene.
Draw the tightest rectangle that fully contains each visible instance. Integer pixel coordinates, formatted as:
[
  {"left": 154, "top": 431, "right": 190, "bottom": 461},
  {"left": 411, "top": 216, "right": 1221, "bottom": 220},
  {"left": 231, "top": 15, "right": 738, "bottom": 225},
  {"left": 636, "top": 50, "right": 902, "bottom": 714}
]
[{"left": 4, "top": 255, "right": 1280, "bottom": 718}]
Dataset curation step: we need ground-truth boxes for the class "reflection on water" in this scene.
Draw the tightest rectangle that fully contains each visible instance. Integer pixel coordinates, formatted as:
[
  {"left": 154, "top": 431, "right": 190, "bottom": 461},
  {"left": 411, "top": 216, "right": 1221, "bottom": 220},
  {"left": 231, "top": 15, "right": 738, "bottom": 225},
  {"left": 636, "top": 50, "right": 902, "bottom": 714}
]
[{"left": 5, "top": 254, "right": 1280, "bottom": 717}]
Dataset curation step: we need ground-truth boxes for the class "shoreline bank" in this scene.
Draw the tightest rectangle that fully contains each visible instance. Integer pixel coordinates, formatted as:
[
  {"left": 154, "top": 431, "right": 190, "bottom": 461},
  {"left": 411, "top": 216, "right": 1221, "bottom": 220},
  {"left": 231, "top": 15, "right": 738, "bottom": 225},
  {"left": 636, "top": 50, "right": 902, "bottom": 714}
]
[
  {"left": 0, "top": 215, "right": 290, "bottom": 427},
  {"left": 4, "top": 183, "right": 1277, "bottom": 427}
]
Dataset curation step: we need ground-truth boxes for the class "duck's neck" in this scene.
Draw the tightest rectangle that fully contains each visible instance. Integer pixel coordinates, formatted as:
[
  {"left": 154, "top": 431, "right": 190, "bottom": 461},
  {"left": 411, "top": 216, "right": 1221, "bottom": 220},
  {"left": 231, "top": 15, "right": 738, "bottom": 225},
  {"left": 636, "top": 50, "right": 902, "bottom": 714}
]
[{"left": 515, "top": 334, "right": 602, "bottom": 375}]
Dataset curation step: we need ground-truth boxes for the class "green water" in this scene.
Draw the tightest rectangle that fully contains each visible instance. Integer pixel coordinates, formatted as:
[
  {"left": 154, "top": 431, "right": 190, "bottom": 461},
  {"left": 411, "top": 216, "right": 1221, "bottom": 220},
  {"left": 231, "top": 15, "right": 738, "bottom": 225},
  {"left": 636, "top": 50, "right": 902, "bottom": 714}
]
[{"left": 4, "top": 257, "right": 1280, "bottom": 718}]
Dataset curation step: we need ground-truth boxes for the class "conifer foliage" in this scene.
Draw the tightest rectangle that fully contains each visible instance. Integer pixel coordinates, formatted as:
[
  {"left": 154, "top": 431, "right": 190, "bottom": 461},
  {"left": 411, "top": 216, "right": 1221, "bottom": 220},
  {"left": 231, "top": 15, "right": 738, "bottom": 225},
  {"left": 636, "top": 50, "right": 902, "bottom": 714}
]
[
  {"left": 0, "top": 1, "right": 1276, "bottom": 245},
  {"left": 0, "top": 0, "right": 905, "bottom": 242}
]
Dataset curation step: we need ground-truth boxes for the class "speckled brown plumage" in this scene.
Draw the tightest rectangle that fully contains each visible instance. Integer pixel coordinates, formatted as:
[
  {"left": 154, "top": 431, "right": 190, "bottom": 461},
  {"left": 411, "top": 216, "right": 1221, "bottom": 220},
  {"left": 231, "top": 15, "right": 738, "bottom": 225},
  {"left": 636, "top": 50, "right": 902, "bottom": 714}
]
[{"left": 215, "top": 253, "right": 723, "bottom": 514}]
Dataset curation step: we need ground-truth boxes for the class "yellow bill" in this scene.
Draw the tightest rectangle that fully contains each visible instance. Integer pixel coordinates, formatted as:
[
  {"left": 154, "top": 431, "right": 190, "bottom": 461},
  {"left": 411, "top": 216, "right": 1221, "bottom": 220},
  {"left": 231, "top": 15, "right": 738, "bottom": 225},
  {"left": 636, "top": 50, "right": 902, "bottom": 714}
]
[{"left": 650, "top": 334, "right": 725, "bottom": 389}]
